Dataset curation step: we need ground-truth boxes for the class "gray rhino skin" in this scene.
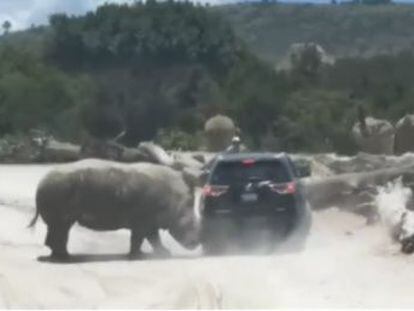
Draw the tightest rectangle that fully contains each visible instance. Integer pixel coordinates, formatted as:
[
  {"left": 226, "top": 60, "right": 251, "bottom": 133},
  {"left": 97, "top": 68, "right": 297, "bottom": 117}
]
[{"left": 30, "top": 159, "right": 200, "bottom": 260}]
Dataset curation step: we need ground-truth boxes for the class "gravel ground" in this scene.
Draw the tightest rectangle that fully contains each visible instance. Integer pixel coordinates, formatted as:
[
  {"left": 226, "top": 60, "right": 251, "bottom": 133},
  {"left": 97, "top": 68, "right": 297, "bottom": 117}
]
[{"left": 0, "top": 164, "right": 413, "bottom": 308}]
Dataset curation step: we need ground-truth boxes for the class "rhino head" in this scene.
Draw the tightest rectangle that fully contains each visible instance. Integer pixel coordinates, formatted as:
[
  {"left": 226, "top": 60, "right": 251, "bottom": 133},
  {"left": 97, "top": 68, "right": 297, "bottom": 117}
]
[
  {"left": 169, "top": 210, "right": 200, "bottom": 250},
  {"left": 165, "top": 168, "right": 204, "bottom": 250}
]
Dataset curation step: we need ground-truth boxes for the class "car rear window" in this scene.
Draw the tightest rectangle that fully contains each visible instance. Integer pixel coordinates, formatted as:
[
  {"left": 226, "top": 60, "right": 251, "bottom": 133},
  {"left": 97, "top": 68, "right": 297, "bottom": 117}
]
[{"left": 210, "top": 160, "right": 291, "bottom": 185}]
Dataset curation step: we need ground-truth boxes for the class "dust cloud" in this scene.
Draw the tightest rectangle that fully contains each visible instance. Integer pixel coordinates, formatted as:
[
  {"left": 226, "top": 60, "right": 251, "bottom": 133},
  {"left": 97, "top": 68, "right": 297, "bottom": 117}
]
[
  {"left": 1, "top": 164, "right": 414, "bottom": 308},
  {"left": 375, "top": 177, "right": 414, "bottom": 242}
]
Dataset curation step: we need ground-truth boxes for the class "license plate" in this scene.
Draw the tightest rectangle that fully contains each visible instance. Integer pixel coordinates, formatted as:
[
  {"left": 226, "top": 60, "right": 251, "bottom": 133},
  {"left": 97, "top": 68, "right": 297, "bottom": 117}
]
[{"left": 241, "top": 193, "right": 258, "bottom": 202}]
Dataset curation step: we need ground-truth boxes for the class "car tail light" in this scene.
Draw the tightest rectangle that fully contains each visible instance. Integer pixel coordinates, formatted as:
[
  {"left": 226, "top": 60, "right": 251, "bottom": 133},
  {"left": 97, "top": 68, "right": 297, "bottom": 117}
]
[
  {"left": 270, "top": 182, "right": 296, "bottom": 195},
  {"left": 202, "top": 185, "right": 229, "bottom": 198},
  {"left": 242, "top": 159, "right": 255, "bottom": 167}
]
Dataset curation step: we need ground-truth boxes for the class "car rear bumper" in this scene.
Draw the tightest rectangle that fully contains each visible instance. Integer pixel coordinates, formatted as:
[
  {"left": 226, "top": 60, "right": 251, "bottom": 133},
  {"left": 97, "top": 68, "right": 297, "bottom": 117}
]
[
  {"left": 201, "top": 208, "right": 296, "bottom": 242},
  {"left": 199, "top": 197, "right": 311, "bottom": 254}
]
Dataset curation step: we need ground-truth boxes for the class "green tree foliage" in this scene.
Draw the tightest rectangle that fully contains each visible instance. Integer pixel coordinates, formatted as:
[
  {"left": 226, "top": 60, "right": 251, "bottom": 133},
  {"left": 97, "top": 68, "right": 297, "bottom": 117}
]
[
  {"left": 217, "top": 4, "right": 414, "bottom": 64},
  {"left": 155, "top": 128, "right": 202, "bottom": 150},
  {"left": 275, "top": 90, "right": 358, "bottom": 153},
  {"left": 2, "top": 21, "right": 11, "bottom": 35},
  {"left": 354, "top": 0, "right": 392, "bottom": 4},
  {"left": 323, "top": 51, "right": 414, "bottom": 121},
  {"left": 271, "top": 50, "right": 414, "bottom": 153},
  {"left": 0, "top": 45, "right": 94, "bottom": 140},
  {"left": 45, "top": 1, "right": 285, "bottom": 146},
  {"left": 224, "top": 53, "right": 288, "bottom": 146},
  {"left": 289, "top": 44, "right": 324, "bottom": 87},
  {"left": 48, "top": 2, "right": 243, "bottom": 72},
  {"left": 2, "top": 2, "right": 414, "bottom": 154}
]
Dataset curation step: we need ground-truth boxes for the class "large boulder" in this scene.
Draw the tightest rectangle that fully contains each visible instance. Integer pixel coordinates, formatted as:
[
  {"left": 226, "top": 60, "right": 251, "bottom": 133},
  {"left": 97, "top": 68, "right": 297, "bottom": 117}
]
[
  {"left": 394, "top": 114, "right": 414, "bottom": 155},
  {"left": 204, "top": 114, "right": 236, "bottom": 152},
  {"left": 352, "top": 116, "right": 395, "bottom": 155},
  {"left": 278, "top": 42, "right": 335, "bottom": 71}
]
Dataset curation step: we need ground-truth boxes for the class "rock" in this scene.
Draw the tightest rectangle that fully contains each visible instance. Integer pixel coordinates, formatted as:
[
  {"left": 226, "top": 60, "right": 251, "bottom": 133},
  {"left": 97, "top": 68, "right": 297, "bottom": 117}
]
[
  {"left": 394, "top": 114, "right": 414, "bottom": 155},
  {"left": 278, "top": 42, "right": 335, "bottom": 71},
  {"left": 204, "top": 115, "right": 236, "bottom": 152},
  {"left": 352, "top": 117, "right": 395, "bottom": 155}
]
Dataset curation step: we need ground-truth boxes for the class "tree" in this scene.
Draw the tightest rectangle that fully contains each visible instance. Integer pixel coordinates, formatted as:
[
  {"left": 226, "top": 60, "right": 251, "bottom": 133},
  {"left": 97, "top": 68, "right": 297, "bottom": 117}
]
[
  {"left": 360, "top": 0, "right": 391, "bottom": 4},
  {"left": 45, "top": 2, "right": 287, "bottom": 146},
  {"left": 275, "top": 90, "right": 358, "bottom": 153},
  {"left": 0, "top": 45, "right": 94, "bottom": 140},
  {"left": 2, "top": 20, "right": 11, "bottom": 35}
]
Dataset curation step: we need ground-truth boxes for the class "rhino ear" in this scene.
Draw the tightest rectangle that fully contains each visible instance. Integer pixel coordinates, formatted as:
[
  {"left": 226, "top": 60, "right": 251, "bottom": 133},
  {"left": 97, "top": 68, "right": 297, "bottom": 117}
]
[{"left": 182, "top": 167, "right": 206, "bottom": 189}]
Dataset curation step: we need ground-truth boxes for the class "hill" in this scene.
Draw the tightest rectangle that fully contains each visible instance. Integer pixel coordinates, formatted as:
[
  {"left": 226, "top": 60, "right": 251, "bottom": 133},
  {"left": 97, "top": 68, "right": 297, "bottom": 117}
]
[
  {"left": 216, "top": 3, "right": 414, "bottom": 65},
  {"left": 1, "top": 2, "right": 414, "bottom": 154},
  {"left": 0, "top": 2, "right": 287, "bottom": 148}
]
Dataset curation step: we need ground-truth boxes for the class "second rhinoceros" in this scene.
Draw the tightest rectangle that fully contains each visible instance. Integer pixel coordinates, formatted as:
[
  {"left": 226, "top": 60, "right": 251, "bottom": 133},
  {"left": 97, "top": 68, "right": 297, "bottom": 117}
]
[{"left": 29, "top": 159, "right": 200, "bottom": 260}]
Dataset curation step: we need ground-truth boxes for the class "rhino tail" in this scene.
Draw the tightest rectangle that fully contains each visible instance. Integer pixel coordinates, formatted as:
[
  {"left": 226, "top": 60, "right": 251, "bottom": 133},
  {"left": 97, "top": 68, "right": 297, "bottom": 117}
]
[{"left": 28, "top": 209, "right": 40, "bottom": 228}]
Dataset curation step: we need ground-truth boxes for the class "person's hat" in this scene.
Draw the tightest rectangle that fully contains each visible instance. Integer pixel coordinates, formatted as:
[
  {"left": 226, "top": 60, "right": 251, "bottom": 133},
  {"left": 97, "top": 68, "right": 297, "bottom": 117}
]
[{"left": 232, "top": 136, "right": 241, "bottom": 143}]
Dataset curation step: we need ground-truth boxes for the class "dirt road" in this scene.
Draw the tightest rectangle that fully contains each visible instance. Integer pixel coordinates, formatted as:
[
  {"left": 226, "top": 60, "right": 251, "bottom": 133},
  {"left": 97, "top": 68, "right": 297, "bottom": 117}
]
[{"left": 0, "top": 164, "right": 413, "bottom": 308}]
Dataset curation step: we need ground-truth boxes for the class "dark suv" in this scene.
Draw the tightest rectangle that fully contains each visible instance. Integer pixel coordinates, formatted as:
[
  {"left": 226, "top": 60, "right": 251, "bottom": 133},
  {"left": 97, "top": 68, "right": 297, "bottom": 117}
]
[{"left": 200, "top": 152, "right": 311, "bottom": 254}]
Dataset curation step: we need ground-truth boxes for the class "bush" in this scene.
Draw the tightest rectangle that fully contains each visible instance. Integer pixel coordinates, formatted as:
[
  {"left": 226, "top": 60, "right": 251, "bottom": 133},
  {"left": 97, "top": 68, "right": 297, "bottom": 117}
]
[
  {"left": 155, "top": 128, "right": 202, "bottom": 151},
  {"left": 275, "top": 89, "right": 358, "bottom": 154}
]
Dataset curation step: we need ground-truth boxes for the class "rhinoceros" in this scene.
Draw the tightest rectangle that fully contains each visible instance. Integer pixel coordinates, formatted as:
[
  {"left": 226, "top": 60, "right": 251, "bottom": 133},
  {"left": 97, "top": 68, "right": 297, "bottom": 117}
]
[{"left": 29, "top": 159, "right": 200, "bottom": 260}]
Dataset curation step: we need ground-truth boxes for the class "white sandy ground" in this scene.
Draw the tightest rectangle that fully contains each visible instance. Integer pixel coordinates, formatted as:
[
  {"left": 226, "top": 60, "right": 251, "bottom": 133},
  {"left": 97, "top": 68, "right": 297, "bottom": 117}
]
[{"left": 1, "top": 165, "right": 414, "bottom": 308}]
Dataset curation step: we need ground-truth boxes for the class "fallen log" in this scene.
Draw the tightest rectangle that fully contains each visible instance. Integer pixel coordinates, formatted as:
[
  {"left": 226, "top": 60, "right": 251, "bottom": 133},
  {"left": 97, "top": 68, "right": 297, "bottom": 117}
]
[
  {"left": 171, "top": 152, "right": 204, "bottom": 171},
  {"left": 311, "top": 152, "right": 414, "bottom": 175},
  {"left": 42, "top": 139, "right": 81, "bottom": 162},
  {"left": 120, "top": 146, "right": 149, "bottom": 163},
  {"left": 137, "top": 142, "right": 175, "bottom": 166},
  {"left": 304, "top": 164, "right": 414, "bottom": 209},
  {"left": 303, "top": 164, "right": 414, "bottom": 224}
]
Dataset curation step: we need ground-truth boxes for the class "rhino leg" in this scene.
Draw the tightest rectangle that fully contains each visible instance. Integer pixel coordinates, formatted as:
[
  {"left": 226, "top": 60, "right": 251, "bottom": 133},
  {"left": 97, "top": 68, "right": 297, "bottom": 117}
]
[
  {"left": 129, "top": 229, "right": 145, "bottom": 259},
  {"left": 45, "top": 222, "right": 72, "bottom": 260},
  {"left": 147, "top": 229, "right": 171, "bottom": 257}
]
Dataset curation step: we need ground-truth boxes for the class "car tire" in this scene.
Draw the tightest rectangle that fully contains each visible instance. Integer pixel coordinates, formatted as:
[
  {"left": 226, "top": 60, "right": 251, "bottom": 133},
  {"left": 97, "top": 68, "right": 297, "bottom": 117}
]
[{"left": 279, "top": 201, "right": 312, "bottom": 252}]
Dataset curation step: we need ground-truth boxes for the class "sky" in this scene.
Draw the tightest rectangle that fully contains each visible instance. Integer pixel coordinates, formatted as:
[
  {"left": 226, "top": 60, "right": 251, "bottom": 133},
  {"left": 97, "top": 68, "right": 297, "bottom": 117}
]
[{"left": 1, "top": 0, "right": 414, "bottom": 31}]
